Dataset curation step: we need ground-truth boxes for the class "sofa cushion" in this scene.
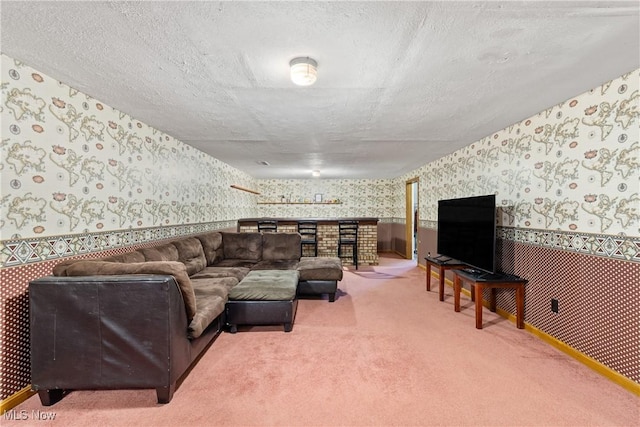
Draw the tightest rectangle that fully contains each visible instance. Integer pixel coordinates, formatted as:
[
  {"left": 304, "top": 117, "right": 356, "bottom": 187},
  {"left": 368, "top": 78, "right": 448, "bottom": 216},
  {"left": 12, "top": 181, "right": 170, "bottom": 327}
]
[
  {"left": 195, "top": 232, "right": 224, "bottom": 265},
  {"left": 297, "top": 257, "right": 344, "bottom": 281},
  {"left": 191, "top": 266, "right": 250, "bottom": 282},
  {"left": 188, "top": 295, "right": 226, "bottom": 340},
  {"left": 139, "top": 243, "right": 180, "bottom": 262},
  {"left": 252, "top": 260, "right": 300, "bottom": 270},
  {"left": 191, "top": 276, "right": 238, "bottom": 298},
  {"left": 172, "top": 237, "right": 207, "bottom": 276},
  {"left": 213, "top": 259, "right": 259, "bottom": 269},
  {"left": 52, "top": 259, "right": 81, "bottom": 276},
  {"left": 261, "top": 232, "right": 301, "bottom": 260},
  {"left": 189, "top": 276, "right": 238, "bottom": 338},
  {"left": 61, "top": 260, "right": 197, "bottom": 321},
  {"left": 102, "top": 251, "right": 146, "bottom": 263},
  {"left": 221, "top": 232, "right": 263, "bottom": 261},
  {"left": 229, "top": 270, "right": 299, "bottom": 301}
]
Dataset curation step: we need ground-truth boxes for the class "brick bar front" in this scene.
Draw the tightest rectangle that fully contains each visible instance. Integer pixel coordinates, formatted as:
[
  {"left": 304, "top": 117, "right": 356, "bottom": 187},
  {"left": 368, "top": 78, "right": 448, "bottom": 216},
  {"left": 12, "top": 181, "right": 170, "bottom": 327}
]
[{"left": 237, "top": 218, "right": 379, "bottom": 266}]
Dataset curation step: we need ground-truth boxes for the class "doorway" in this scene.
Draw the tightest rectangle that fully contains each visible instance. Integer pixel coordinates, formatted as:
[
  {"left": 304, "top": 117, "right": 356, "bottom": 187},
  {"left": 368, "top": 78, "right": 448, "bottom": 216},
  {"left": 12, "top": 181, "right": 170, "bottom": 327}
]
[{"left": 405, "top": 178, "right": 419, "bottom": 261}]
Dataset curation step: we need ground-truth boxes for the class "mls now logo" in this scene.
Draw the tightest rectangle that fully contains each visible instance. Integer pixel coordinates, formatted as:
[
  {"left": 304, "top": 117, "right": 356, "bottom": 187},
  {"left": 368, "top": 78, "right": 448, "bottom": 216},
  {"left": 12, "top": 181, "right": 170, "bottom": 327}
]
[
  {"left": 3, "top": 409, "right": 56, "bottom": 421},
  {"left": 3, "top": 410, "right": 28, "bottom": 420}
]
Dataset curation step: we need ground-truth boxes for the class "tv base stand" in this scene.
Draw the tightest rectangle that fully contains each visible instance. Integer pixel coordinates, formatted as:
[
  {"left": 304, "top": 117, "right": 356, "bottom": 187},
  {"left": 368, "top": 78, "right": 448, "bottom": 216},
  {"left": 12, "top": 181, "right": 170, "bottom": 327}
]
[{"left": 452, "top": 270, "right": 528, "bottom": 329}]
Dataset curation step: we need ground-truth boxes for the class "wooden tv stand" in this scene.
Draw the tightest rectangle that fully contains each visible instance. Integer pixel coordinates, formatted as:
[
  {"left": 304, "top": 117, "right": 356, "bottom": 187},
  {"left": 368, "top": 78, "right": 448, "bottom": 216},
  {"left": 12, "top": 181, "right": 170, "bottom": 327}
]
[
  {"left": 452, "top": 269, "right": 528, "bottom": 329},
  {"left": 424, "top": 256, "right": 467, "bottom": 301}
]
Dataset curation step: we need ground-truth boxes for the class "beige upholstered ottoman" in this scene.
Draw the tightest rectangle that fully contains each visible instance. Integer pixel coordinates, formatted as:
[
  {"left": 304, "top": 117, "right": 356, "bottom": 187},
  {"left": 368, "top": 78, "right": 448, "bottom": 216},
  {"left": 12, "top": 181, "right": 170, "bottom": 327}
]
[
  {"left": 225, "top": 270, "right": 299, "bottom": 333},
  {"left": 296, "top": 257, "right": 343, "bottom": 302}
]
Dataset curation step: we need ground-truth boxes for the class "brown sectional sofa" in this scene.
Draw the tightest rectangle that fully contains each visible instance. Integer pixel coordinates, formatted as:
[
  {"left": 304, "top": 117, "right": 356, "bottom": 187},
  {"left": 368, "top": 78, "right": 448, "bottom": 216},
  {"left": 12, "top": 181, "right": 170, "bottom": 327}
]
[{"left": 29, "top": 231, "right": 343, "bottom": 406}]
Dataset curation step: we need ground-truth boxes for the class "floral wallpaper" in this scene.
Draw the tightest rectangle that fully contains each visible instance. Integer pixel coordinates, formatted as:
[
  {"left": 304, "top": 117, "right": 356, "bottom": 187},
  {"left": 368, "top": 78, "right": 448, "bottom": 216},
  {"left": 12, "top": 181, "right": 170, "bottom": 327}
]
[
  {"left": 256, "top": 179, "right": 403, "bottom": 219},
  {"left": 1, "top": 54, "right": 259, "bottom": 266},
  {"left": 402, "top": 69, "right": 639, "bottom": 260},
  {"left": 6, "top": 52, "right": 634, "bottom": 263}
]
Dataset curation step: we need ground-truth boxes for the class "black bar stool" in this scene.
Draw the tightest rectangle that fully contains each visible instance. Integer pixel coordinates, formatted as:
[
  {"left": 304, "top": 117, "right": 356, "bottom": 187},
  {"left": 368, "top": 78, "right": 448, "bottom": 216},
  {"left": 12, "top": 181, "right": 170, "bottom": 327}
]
[
  {"left": 338, "top": 220, "right": 358, "bottom": 269},
  {"left": 257, "top": 220, "right": 278, "bottom": 233},
  {"left": 298, "top": 221, "right": 318, "bottom": 257}
]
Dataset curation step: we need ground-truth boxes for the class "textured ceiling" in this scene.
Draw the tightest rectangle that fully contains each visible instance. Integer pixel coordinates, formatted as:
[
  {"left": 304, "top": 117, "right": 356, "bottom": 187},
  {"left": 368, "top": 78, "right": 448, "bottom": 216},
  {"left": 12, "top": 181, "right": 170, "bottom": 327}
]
[{"left": 2, "top": 1, "right": 639, "bottom": 179}]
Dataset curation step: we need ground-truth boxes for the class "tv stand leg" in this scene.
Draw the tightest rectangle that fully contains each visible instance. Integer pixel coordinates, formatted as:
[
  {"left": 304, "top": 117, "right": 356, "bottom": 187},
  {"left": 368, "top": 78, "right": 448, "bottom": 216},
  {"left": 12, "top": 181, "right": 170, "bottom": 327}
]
[
  {"left": 475, "top": 284, "right": 484, "bottom": 329},
  {"left": 426, "top": 261, "right": 431, "bottom": 292},
  {"left": 454, "top": 275, "right": 462, "bottom": 312},
  {"left": 516, "top": 286, "right": 525, "bottom": 329},
  {"left": 489, "top": 288, "right": 497, "bottom": 312}
]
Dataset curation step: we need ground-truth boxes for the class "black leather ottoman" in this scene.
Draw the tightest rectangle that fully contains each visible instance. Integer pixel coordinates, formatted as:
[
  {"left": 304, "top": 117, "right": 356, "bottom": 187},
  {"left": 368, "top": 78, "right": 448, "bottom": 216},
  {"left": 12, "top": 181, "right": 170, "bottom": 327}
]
[{"left": 226, "top": 270, "right": 299, "bottom": 333}]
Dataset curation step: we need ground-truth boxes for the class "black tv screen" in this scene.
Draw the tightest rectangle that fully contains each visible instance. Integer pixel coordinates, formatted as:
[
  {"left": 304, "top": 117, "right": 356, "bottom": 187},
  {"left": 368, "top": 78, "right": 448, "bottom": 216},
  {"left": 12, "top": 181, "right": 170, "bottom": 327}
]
[{"left": 437, "top": 194, "right": 497, "bottom": 273}]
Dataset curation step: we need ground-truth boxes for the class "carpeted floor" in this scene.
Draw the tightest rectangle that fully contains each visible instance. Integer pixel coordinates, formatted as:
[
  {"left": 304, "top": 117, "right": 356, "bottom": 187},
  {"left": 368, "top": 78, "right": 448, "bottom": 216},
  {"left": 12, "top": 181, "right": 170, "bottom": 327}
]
[{"left": 8, "top": 254, "right": 639, "bottom": 426}]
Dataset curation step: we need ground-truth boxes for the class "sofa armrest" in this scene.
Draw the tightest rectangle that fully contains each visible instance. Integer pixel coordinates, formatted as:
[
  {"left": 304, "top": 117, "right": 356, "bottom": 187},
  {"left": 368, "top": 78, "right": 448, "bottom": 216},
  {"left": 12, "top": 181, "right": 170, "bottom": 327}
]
[
  {"left": 29, "top": 275, "right": 191, "bottom": 393},
  {"left": 58, "top": 260, "right": 197, "bottom": 320}
]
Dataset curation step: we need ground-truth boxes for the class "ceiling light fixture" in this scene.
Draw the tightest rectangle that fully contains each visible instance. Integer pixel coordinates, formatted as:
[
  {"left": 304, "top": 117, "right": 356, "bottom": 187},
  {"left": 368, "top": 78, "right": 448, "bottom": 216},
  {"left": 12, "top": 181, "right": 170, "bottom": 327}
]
[
  {"left": 312, "top": 170, "right": 321, "bottom": 177},
  {"left": 290, "top": 57, "right": 317, "bottom": 86}
]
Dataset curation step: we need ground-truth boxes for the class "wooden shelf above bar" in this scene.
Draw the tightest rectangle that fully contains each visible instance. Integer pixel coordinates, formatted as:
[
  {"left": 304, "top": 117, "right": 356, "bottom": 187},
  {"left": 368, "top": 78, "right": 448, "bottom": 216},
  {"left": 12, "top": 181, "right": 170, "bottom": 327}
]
[
  {"left": 257, "top": 202, "right": 341, "bottom": 205},
  {"left": 230, "top": 185, "right": 260, "bottom": 195}
]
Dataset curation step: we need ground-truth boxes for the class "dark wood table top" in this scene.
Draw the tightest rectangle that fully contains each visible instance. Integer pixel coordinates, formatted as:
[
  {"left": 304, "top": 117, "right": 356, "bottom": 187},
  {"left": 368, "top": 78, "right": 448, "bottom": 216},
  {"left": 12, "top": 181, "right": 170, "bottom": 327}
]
[
  {"left": 453, "top": 269, "right": 527, "bottom": 283},
  {"left": 424, "top": 255, "right": 467, "bottom": 266}
]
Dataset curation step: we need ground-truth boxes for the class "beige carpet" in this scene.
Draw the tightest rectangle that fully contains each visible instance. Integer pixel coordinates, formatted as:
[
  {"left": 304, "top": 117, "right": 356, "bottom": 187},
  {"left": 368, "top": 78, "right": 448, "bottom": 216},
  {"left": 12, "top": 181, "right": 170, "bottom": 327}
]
[{"left": 9, "top": 254, "right": 639, "bottom": 426}]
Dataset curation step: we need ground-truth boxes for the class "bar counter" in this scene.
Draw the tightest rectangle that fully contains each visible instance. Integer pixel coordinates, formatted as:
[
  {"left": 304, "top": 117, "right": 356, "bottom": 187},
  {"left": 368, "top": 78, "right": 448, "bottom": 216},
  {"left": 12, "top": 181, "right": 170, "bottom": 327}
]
[{"left": 237, "top": 217, "right": 379, "bottom": 266}]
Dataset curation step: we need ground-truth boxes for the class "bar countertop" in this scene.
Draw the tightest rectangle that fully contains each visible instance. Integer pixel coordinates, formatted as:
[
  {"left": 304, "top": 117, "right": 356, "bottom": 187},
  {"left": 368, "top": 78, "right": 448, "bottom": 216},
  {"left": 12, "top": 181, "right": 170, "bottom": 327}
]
[{"left": 237, "top": 217, "right": 379, "bottom": 223}]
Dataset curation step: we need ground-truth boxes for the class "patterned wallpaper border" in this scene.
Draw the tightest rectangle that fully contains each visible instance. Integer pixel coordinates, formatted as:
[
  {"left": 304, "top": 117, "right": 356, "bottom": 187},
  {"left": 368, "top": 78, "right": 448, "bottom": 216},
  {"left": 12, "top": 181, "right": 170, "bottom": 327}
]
[
  {"left": 2, "top": 221, "right": 637, "bottom": 268},
  {"left": 377, "top": 217, "right": 399, "bottom": 224},
  {"left": 498, "top": 226, "right": 640, "bottom": 262},
  {"left": 0, "top": 220, "right": 235, "bottom": 267}
]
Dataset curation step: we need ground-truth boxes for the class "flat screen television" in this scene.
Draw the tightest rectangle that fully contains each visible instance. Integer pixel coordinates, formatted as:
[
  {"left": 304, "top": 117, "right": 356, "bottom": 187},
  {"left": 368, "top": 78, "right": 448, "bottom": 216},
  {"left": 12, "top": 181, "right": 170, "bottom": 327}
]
[{"left": 437, "top": 194, "right": 497, "bottom": 273}]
